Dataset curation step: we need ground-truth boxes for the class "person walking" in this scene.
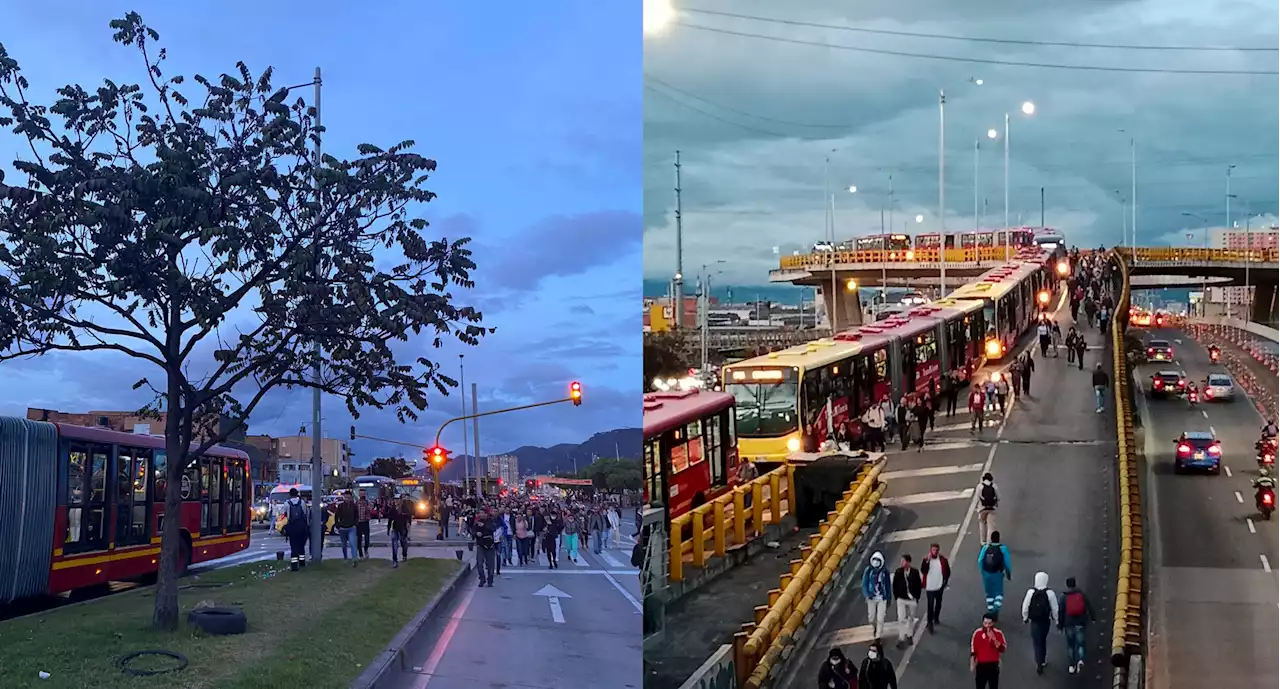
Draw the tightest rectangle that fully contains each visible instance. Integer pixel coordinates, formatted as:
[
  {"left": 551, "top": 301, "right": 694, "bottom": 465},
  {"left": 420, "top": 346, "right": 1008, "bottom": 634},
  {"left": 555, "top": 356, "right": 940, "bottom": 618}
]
[
  {"left": 589, "top": 507, "right": 607, "bottom": 555},
  {"left": 1020, "top": 352, "right": 1034, "bottom": 395},
  {"left": 818, "top": 647, "right": 858, "bottom": 689},
  {"left": 1091, "top": 363, "right": 1109, "bottom": 414},
  {"left": 739, "top": 459, "right": 759, "bottom": 508},
  {"left": 355, "top": 490, "right": 373, "bottom": 559},
  {"left": 501, "top": 508, "right": 516, "bottom": 566},
  {"left": 283, "top": 487, "right": 310, "bottom": 572},
  {"left": 386, "top": 494, "right": 412, "bottom": 568},
  {"left": 978, "top": 531, "right": 1013, "bottom": 618},
  {"left": 896, "top": 396, "right": 911, "bottom": 451},
  {"left": 858, "top": 640, "right": 898, "bottom": 689},
  {"left": 940, "top": 374, "right": 955, "bottom": 419},
  {"left": 861, "top": 551, "right": 892, "bottom": 640},
  {"left": 920, "top": 543, "right": 950, "bottom": 633},
  {"left": 1009, "top": 360, "right": 1022, "bottom": 396},
  {"left": 1073, "top": 334, "right": 1087, "bottom": 371},
  {"left": 977, "top": 473, "right": 998, "bottom": 544},
  {"left": 514, "top": 511, "right": 531, "bottom": 565},
  {"left": 437, "top": 497, "right": 452, "bottom": 540},
  {"left": 911, "top": 401, "right": 926, "bottom": 452},
  {"left": 1037, "top": 317, "right": 1051, "bottom": 357},
  {"left": 994, "top": 373, "right": 1010, "bottom": 414},
  {"left": 1058, "top": 576, "right": 1098, "bottom": 675},
  {"left": 861, "top": 403, "right": 887, "bottom": 452},
  {"left": 969, "top": 385, "right": 987, "bottom": 434},
  {"left": 970, "top": 612, "right": 1008, "bottom": 689},
  {"left": 1065, "top": 327, "right": 1078, "bottom": 364},
  {"left": 563, "top": 510, "right": 582, "bottom": 563},
  {"left": 473, "top": 508, "right": 499, "bottom": 587},
  {"left": 334, "top": 492, "right": 359, "bottom": 567},
  {"left": 1021, "top": 571, "right": 1059, "bottom": 674},
  {"left": 946, "top": 373, "right": 961, "bottom": 417},
  {"left": 892, "top": 554, "right": 923, "bottom": 647}
]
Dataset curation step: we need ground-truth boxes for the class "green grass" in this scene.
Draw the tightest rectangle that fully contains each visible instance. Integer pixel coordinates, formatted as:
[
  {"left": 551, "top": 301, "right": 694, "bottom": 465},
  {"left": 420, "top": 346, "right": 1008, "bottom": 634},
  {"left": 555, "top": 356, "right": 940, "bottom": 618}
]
[{"left": 0, "top": 557, "right": 461, "bottom": 689}]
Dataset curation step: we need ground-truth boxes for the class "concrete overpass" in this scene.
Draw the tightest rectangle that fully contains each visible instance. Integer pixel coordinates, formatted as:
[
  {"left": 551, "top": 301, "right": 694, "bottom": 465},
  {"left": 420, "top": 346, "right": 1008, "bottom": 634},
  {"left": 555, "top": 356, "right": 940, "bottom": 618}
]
[{"left": 1121, "top": 247, "right": 1279, "bottom": 325}]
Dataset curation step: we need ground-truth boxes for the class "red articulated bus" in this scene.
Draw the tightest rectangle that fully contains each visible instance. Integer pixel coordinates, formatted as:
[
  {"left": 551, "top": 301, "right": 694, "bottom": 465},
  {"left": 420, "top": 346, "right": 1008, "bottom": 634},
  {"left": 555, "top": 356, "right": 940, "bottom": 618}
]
[
  {"left": 642, "top": 389, "right": 739, "bottom": 520},
  {"left": 0, "top": 416, "right": 251, "bottom": 603}
]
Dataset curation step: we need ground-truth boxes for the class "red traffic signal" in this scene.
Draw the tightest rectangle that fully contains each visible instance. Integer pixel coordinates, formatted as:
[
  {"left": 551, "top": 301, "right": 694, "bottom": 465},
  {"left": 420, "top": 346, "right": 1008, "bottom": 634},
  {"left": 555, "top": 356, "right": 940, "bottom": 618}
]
[
  {"left": 426, "top": 446, "right": 449, "bottom": 468},
  {"left": 570, "top": 381, "right": 582, "bottom": 406}
]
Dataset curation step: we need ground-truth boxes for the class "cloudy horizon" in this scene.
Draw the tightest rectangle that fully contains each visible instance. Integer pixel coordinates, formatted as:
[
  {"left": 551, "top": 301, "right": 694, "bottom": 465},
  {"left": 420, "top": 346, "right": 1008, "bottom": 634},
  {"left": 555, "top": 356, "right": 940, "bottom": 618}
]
[{"left": 642, "top": 0, "right": 1279, "bottom": 285}]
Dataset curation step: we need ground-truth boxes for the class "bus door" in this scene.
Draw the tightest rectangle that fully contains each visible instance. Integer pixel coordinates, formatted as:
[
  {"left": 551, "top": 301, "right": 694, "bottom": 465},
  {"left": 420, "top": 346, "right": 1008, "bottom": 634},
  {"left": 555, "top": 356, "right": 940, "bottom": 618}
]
[
  {"left": 897, "top": 339, "right": 917, "bottom": 398},
  {"left": 63, "top": 441, "right": 111, "bottom": 554},
  {"left": 200, "top": 455, "right": 225, "bottom": 536},
  {"left": 225, "top": 459, "right": 247, "bottom": 533},
  {"left": 643, "top": 437, "right": 665, "bottom": 512},
  {"left": 114, "top": 447, "right": 152, "bottom": 547}
]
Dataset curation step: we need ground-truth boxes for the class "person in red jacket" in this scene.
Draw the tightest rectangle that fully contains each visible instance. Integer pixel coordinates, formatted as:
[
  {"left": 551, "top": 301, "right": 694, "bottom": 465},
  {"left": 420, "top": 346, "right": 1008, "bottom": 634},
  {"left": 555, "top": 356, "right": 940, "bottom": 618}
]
[
  {"left": 970, "top": 612, "right": 1007, "bottom": 688},
  {"left": 920, "top": 542, "right": 950, "bottom": 633}
]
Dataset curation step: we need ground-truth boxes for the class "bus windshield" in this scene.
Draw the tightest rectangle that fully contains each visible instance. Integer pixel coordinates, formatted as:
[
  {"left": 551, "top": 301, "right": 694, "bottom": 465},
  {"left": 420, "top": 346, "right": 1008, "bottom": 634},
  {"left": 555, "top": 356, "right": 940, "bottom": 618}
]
[{"left": 726, "top": 380, "right": 799, "bottom": 437}]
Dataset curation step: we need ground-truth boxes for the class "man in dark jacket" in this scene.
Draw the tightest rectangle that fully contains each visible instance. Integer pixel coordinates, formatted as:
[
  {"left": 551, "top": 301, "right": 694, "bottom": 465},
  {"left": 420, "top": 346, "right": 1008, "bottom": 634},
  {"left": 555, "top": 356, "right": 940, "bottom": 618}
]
[
  {"left": 920, "top": 543, "right": 950, "bottom": 633},
  {"left": 385, "top": 495, "right": 413, "bottom": 568},
  {"left": 1058, "top": 576, "right": 1098, "bottom": 675},
  {"left": 283, "top": 488, "right": 310, "bottom": 572},
  {"left": 333, "top": 493, "right": 359, "bottom": 566},
  {"left": 817, "top": 647, "right": 856, "bottom": 689},
  {"left": 473, "top": 507, "right": 499, "bottom": 586},
  {"left": 891, "top": 554, "right": 923, "bottom": 647},
  {"left": 858, "top": 640, "right": 898, "bottom": 689}
]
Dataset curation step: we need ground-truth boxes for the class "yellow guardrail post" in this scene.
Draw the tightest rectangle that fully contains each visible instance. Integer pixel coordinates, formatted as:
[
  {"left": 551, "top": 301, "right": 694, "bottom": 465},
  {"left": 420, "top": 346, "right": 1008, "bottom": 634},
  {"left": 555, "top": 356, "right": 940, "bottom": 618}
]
[
  {"left": 669, "top": 517, "right": 684, "bottom": 582},
  {"left": 733, "top": 488, "right": 747, "bottom": 545},
  {"left": 713, "top": 500, "right": 727, "bottom": 557},
  {"left": 769, "top": 471, "right": 782, "bottom": 525},
  {"left": 1108, "top": 249, "right": 1143, "bottom": 672}
]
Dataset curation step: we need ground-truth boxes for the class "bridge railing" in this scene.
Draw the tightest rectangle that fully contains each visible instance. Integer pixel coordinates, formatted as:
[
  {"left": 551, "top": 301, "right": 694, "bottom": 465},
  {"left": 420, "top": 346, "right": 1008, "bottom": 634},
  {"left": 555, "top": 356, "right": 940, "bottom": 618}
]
[
  {"left": 667, "top": 465, "right": 797, "bottom": 583},
  {"left": 737, "top": 461, "right": 884, "bottom": 689},
  {"left": 1118, "top": 247, "right": 1280, "bottom": 263},
  {"left": 779, "top": 245, "right": 1028, "bottom": 269},
  {"left": 1108, "top": 250, "right": 1144, "bottom": 687}
]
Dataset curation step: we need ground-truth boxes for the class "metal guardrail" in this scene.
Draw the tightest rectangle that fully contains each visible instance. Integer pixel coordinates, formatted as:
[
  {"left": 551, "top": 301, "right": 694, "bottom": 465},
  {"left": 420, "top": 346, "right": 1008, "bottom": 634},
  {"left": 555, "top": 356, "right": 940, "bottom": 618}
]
[
  {"left": 736, "top": 461, "right": 885, "bottom": 689},
  {"left": 1109, "top": 251, "right": 1144, "bottom": 688},
  {"left": 1183, "top": 323, "right": 1279, "bottom": 423},
  {"left": 668, "top": 465, "right": 797, "bottom": 583}
]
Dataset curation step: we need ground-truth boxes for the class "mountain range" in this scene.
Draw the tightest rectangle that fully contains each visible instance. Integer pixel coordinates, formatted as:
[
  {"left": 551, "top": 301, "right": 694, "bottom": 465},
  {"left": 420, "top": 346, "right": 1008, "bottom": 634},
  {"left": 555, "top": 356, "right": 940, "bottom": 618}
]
[{"left": 433, "top": 427, "right": 640, "bottom": 481}]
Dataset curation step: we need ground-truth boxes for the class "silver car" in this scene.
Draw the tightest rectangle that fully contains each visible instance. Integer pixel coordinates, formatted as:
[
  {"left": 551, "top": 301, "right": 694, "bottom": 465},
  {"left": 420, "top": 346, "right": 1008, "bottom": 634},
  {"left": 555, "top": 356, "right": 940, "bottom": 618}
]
[{"left": 1204, "top": 373, "right": 1235, "bottom": 402}]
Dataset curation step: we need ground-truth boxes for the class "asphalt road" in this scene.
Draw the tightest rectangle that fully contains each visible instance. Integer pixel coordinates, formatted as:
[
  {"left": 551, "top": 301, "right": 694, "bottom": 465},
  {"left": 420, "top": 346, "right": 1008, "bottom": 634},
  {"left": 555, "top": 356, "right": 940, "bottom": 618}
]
[
  {"left": 1135, "top": 327, "right": 1279, "bottom": 689},
  {"left": 783, "top": 313, "right": 1118, "bottom": 688},
  {"left": 383, "top": 543, "right": 642, "bottom": 689}
]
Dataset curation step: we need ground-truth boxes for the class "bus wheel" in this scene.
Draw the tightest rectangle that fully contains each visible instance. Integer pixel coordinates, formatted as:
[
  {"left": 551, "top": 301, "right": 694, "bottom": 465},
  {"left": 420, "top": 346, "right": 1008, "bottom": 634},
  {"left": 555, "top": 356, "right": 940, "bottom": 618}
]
[{"left": 177, "top": 539, "right": 192, "bottom": 577}]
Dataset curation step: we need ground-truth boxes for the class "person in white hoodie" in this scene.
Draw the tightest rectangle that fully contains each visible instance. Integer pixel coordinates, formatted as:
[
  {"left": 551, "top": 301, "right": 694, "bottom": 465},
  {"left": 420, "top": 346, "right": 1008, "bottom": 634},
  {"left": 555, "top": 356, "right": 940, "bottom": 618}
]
[{"left": 1021, "top": 571, "right": 1059, "bottom": 675}]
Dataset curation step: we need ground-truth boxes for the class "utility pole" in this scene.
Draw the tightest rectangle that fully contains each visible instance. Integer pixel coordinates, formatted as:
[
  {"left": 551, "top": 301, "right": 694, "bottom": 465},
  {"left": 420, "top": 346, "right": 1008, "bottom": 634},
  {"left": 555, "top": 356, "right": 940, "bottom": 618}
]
[
  {"left": 1040, "top": 187, "right": 1045, "bottom": 229},
  {"left": 472, "top": 383, "right": 482, "bottom": 499},
  {"left": 308, "top": 67, "right": 326, "bottom": 563},
  {"left": 673, "top": 151, "right": 684, "bottom": 330},
  {"left": 938, "top": 89, "right": 947, "bottom": 296},
  {"left": 973, "top": 139, "right": 980, "bottom": 265},
  {"left": 1226, "top": 165, "right": 1235, "bottom": 319},
  {"left": 460, "top": 355, "right": 470, "bottom": 495}
]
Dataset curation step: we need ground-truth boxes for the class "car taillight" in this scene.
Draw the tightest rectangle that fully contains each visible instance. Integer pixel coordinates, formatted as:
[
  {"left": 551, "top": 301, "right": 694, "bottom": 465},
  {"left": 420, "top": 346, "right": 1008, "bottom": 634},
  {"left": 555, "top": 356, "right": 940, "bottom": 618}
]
[
  {"left": 1147, "top": 348, "right": 1154, "bottom": 355},
  {"left": 1153, "top": 379, "right": 1163, "bottom": 389},
  {"left": 1265, "top": 493, "right": 1274, "bottom": 505},
  {"left": 1177, "top": 443, "right": 1191, "bottom": 454},
  {"left": 1178, "top": 379, "right": 1187, "bottom": 387},
  {"left": 1157, "top": 317, "right": 1164, "bottom": 325},
  {"left": 1204, "top": 389, "right": 1213, "bottom": 398},
  {"left": 1208, "top": 444, "right": 1221, "bottom": 455}
]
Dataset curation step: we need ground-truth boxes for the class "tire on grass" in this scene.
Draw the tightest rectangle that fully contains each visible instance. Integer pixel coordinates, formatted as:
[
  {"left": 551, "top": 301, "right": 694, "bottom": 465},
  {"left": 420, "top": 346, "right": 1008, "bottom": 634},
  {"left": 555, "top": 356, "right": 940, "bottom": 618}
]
[{"left": 187, "top": 606, "right": 247, "bottom": 635}]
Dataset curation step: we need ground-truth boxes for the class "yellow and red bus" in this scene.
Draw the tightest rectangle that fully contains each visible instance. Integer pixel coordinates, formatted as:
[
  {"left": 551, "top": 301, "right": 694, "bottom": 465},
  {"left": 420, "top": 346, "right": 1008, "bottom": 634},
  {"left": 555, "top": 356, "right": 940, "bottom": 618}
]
[
  {"left": 643, "top": 389, "right": 740, "bottom": 520},
  {"left": 0, "top": 416, "right": 251, "bottom": 603}
]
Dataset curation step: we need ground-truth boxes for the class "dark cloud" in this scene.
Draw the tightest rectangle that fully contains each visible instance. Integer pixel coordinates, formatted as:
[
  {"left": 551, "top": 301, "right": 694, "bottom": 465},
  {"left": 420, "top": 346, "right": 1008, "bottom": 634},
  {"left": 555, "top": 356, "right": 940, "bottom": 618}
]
[
  {"left": 643, "top": 0, "right": 1279, "bottom": 284},
  {"left": 489, "top": 211, "right": 643, "bottom": 290},
  {"left": 570, "top": 304, "right": 596, "bottom": 315}
]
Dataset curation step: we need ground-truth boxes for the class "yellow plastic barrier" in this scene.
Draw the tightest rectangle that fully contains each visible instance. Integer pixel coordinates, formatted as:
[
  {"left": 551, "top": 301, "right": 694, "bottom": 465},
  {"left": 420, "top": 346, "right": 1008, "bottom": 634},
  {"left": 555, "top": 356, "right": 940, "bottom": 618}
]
[
  {"left": 1118, "top": 246, "right": 1279, "bottom": 264},
  {"left": 780, "top": 245, "right": 1280, "bottom": 273},
  {"left": 667, "top": 464, "right": 798, "bottom": 583},
  {"left": 730, "top": 461, "right": 885, "bottom": 688},
  {"left": 1109, "top": 251, "right": 1144, "bottom": 671}
]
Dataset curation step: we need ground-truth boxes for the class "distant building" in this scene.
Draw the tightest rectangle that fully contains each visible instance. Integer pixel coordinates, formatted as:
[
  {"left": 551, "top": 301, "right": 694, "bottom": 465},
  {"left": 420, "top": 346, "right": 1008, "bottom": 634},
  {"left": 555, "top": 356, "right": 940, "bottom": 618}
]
[
  {"left": 486, "top": 454, "right": 520, "bottom": 487},
  {"left": 269, "top": 435, "right": 352, "bottom": 492},
  {"left": 1207, "top": 227, "right": 1279, "bottom": 307}
]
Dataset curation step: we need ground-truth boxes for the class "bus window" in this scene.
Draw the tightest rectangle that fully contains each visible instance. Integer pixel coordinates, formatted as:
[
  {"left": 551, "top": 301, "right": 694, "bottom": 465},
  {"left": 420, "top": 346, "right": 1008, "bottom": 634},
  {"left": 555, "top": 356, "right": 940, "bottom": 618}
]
[
  {"left": 153, "top": 450, "right": 168, "bottom": 501},
  {"left": 726, "top": 372, "right": 799, "bottom": 438},
  {"left": 115, "top": 446, "right": 151, "bottom": 546},
  {"left": 705, "top": 413, "right": 725, "bottom": 487},
  {"left": 684, "top": 422, "right": 704, "bottom": 466},
  {"left": 916, "top": 331, "right": 938, "bottom": 365},
  {"left": 644, "top": 438, "right": 661, "bottom": 505}
]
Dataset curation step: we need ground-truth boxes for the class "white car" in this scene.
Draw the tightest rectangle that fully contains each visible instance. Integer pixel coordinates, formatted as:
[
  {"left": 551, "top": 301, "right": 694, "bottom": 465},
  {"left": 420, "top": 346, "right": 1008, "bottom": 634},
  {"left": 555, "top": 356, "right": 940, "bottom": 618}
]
[{"left": 1203, "top": 373, "right": 1235, "bottom": 402}]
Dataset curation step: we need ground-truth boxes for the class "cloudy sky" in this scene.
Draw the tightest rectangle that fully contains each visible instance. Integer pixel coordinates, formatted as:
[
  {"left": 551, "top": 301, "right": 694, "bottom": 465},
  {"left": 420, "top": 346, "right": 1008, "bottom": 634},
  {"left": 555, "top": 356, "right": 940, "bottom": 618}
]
[
  {"left": 643, "top": 0, "right": 1279, "bottom": 285},
  {"left": 0, "top": 1, "right": 641, "bottom": 464}
]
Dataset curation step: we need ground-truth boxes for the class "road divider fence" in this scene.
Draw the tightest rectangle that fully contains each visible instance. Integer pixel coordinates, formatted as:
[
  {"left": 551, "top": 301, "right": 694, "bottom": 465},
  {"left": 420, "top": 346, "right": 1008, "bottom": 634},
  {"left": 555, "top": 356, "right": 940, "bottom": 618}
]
[
  {"left": 733, "top": 459, "right": 884, "bottom": 689},
  {"left": 1109, "top": 250, "right": 1144, "bottom": 688}
]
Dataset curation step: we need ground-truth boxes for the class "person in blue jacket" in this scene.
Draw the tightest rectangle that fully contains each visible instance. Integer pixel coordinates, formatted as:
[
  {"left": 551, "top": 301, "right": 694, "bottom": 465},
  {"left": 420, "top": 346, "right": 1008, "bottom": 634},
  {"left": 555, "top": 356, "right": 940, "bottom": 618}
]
[
  {"left": 861, "top": 551, "right": 892, "bottom": 640},
  {"left": 977, "top": 531, "right": 1013, "bottom": 618}
]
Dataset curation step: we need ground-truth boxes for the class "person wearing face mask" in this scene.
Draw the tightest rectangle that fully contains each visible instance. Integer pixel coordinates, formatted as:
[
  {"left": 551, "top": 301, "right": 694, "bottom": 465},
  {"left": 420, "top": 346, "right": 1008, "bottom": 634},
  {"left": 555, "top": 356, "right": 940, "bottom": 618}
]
[
  {"left": 861, "top": 551, "right": 892, "bottom": 640},
  {"left": 970, "top": 612, "right": 1007, "bottom": 688},
  {"left": 857, "top": 640, "right": 897, "bottom": 689},
  {"left": 817, "top": 647, "right": 857, "bottom": 689}
]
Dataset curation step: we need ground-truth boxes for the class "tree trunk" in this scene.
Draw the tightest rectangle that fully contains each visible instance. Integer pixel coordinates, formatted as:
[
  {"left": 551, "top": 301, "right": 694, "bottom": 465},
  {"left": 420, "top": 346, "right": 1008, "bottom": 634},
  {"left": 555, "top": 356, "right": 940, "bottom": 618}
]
[{"left": 151, "top": 393, "right": 187, "bottom": 630}]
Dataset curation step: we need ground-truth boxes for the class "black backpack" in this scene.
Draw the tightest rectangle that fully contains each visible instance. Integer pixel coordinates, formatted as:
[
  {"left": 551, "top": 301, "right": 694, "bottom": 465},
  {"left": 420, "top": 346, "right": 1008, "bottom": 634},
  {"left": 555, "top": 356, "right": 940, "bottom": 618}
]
[
  {"left": 1027, "top": 589, "right": 1051, "bottom": 622},
  {"left": 979, "top": 484, "right": 998, "bottom": 509},
  {"left": 981, "top": 545, "right": 1004, "bottom": 573},
  {"left": 286, "top": 500, "right": 307, "bottom": 534}
]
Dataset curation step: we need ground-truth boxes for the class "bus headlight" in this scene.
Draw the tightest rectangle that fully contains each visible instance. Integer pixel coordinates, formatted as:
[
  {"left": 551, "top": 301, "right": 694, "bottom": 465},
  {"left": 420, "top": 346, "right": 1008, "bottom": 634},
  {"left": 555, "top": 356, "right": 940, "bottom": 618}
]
[
  {"left": 985, "top": 339, "right": 1002, "bottom": 357},
  {"left": 417, "top": 501, "right": 428, "bottom": 514},
  {"left": 786, "top": 437, "right": 801, "bottom": 453}
]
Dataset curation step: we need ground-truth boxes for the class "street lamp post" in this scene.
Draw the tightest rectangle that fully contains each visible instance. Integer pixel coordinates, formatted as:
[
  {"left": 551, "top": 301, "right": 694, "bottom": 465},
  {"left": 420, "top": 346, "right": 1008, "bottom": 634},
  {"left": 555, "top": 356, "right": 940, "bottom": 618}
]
[
  {"left": 937, "top": 78, "right": 983, "bottom": 298},
  {"left": 1226, "top": 165, "right": 1235, "bottom": 319},
  {"left": 1003, "top": 101, "right": 1036, "bottom": 262},
  {"left": 1183, "top": 211, "right": 1210, "bottom": 315},
  {"left": 699, "top": 260, "right": 725, "bottom": 373}
]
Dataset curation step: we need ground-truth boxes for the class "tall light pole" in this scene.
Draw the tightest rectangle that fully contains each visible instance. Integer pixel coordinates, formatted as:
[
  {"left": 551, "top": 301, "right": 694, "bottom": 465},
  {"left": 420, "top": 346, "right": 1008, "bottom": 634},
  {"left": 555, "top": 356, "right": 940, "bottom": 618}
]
[
  {"left": 1229, "top": 193, "right": 1250, "bottom": 319},
  {"left": 886, "top": 173, "right": 894, "bottom": 308},
  {"left": 699, "top": 260, "right": 725, "bottom": 373},
  {"left": 938, "top": 78, "right": 983, "bottom": 297},
  {"left": 1183, "top": 211, "right": 1209, "bottom": 315},
  {"left": 1116, "top": 191, "right": 1128, "bottom": 248},
  {"left": 459, "top": 354, "right": 470, "bottom": 494},
  {"left": 978, "top": 128, "right": 997, "bottom": 265},
  {"left": 1004, "top": 101, "right": 1036, "bottom": 262},
  {"left": 823, "top": 151, "right": 838, "bottom": 328}
]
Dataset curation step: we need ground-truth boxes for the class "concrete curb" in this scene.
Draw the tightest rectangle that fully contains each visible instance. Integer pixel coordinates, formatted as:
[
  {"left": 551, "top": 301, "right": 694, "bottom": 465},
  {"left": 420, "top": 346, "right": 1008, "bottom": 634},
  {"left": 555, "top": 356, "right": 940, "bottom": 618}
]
[{"left": 349, "top": 558, "right": 473, "bottom": 689}]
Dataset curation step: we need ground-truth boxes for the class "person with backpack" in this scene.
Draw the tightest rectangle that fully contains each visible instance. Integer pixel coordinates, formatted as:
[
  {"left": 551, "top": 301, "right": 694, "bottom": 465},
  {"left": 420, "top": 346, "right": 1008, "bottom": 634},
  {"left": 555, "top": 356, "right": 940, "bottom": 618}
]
[
  {"left": 1021, "top": 571, "right": 1059, "bottom": 674},
  {"left": 977, "top": 473, "right": 998, "bottom": 545},
  {"left": 1058, "top": 576, "right": 1098, "bottom": 675},
  {"left": 977, "top": 531, "right": 1012, "bottom": 618},
  {"left": 857, "top": 640, "right": 898, "bottom": 689},
  {"left": 283, "top": 487, "right": 310, "bottom": 572},
  {"left": 817, "top": 646, "right": 857, "bottom": 689},
  {"left": 861, "top": 551, "right": 892, "bottom": 640}
]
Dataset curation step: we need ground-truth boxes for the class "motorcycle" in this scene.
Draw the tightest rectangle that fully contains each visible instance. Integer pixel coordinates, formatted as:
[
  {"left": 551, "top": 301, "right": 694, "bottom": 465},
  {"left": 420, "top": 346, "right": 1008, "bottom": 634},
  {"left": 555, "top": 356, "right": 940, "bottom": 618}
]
[
  {"left": 1257, "top": 487, "right": 1275, "bottom": 520},
  {"left": 1187, "top": 389, "right": 1199, "bottom": 408},
  {"left": 1258, "top": 448, "right": 1275, "bottom": 469},
  {"left": 1208, "top": 346, "right": 1220, "bottom": 363}
]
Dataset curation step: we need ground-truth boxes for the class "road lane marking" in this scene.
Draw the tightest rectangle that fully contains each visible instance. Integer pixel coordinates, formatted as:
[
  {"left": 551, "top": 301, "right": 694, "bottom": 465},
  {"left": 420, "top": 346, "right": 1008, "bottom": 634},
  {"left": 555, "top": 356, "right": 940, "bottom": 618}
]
[
  {"left": 410, "top": 578, "right": 478, "bottom": 689},
  {"left": 1248, "top": 518, "right": 1257, "bottom": 533},
  {"left": 882, "top": 524, "right": 962, "bottom": 543},
  {"left": 533, "top": 584, "right": 572, "bottom": 624},
  {"left": 889, "top": 440, "right": 980, "bottom": 453},
  {"left": 1263, "top": 555, "right": 1272, "bottom": 573},
  {"left": 1235, "top": 491, "right": 1245, "bottom": 503},
  {"left": 1210, "top": 425, "right": 1216, "bottom": 435},
  {"left": 602, "top": 570, "right": 644, "bottom": 613},
  {"left": 825, "top": 623, "right": 908, "bottom": 647},
  {"left": 599, "top": 551, "right": 624, "bottom": 569},
  {"left": 882, "top": 489, "right": 974, "bottom": 506},
  {"left": 898, "top": 364, "right": 1021, "bottom": 678},
  {"left": 1202, "top": 410, "right": 1209, "bottom": 418},
  {"left": 1225, "top": 466, "right": 1233, "bottom": 477},
  {"left": 882, "top": 463, "right": 986, "bottom": 480}
]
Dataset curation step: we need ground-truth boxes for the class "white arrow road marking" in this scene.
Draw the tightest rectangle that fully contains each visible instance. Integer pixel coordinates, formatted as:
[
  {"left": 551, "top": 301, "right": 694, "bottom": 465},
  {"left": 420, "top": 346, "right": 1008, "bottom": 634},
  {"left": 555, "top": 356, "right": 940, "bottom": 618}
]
[{"left": 534, "top": 583, "right": 572, "bottom": 623}]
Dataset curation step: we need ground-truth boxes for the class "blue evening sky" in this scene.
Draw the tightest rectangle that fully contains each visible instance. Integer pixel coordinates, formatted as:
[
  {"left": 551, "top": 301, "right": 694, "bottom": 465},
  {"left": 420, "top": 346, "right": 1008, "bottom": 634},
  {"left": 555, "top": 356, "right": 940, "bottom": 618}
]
[{"left": 0, "top": 1, "right": 641, "bottom": 464}]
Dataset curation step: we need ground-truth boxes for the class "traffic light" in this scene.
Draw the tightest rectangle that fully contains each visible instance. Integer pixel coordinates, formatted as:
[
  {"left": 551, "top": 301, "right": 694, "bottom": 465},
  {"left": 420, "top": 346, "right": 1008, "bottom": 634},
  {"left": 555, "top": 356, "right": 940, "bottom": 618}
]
[
  {"left": 349, "top": 425, "right": 356, "bottom": 440},
  {"left": 426, "top": 445, "right": 449, "bottom": 469},
  {"left": 570, "top": 381, "right": 582, "bottom": 406}
]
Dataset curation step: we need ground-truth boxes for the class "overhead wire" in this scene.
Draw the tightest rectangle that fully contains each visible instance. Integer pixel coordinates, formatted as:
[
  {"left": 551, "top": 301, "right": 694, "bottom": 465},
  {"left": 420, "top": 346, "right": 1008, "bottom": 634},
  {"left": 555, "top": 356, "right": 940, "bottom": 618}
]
[
  {"left": 682, "top": 7, "right": 1280, "bottom": 53},
  {"left": 645, "top": 75, "right": 850, "bottom": 129},
  {"left": 671, "top": 21, "right": 1280, "bottom": 75}
]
